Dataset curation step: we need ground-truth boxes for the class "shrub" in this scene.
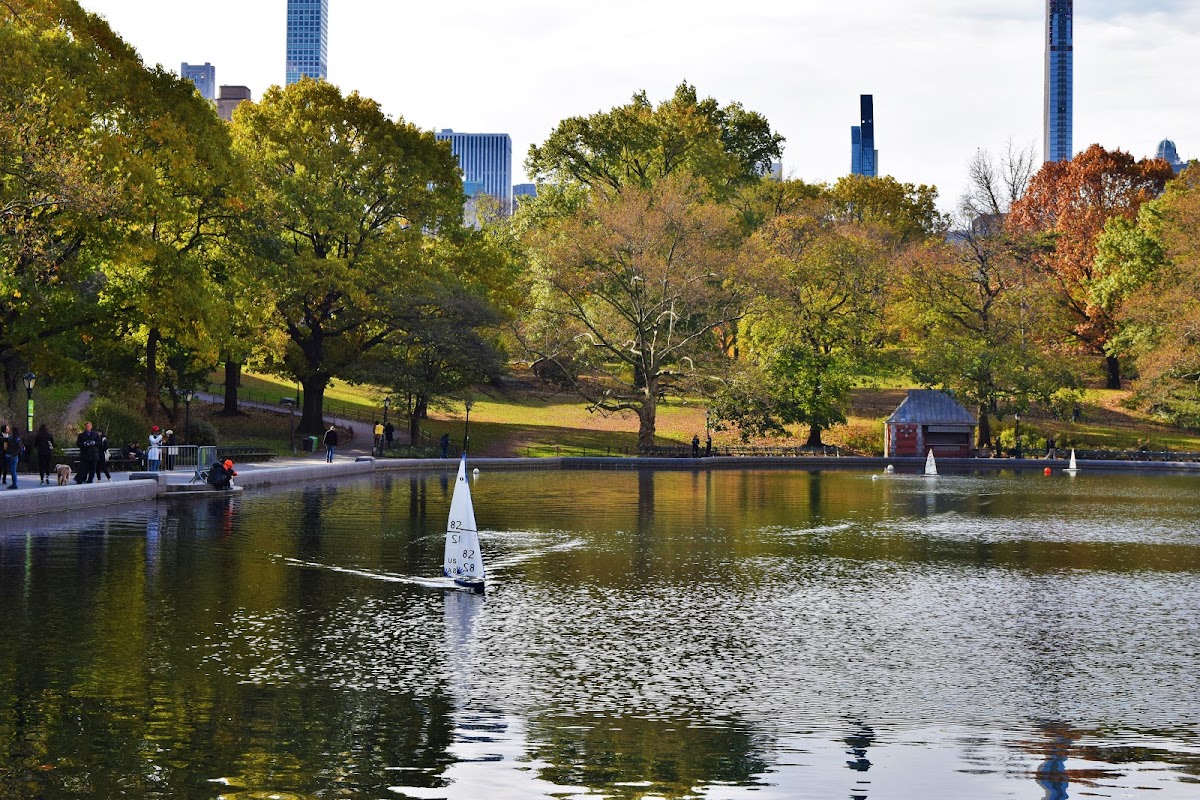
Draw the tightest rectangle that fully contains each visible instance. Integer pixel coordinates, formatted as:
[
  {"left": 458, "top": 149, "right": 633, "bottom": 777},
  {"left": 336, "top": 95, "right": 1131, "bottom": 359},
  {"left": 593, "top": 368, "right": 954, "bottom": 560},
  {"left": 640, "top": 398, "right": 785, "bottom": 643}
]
[
  {"left": 87, "top": 397, "right": 150, "bottom": 450},
  {"left": 186, "top": 418, "right": 220, "bottom": 446}
]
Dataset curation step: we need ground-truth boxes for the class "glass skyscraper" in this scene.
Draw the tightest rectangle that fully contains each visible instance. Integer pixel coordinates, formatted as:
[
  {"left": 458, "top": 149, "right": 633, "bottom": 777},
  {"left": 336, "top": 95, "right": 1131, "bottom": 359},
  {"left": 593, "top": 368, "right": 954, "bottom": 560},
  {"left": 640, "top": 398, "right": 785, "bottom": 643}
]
[
  {"left": 850, "top": 95, "right": 878, "bottom": 177},
  {"left": 286, "top": 0, "right": 328, "bottom": 85},
  {"left": 1044, "top": 0, "right": 1073, "bottom": 162},
  {"left": 435, "top": 130, "right": 513, "bottom": 205}
]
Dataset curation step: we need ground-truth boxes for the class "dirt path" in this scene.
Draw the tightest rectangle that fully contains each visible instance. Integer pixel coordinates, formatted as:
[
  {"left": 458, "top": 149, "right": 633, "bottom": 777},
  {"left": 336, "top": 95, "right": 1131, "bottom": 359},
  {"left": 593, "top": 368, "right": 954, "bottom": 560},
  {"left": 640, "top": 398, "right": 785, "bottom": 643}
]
[{"left": 62, "top": 390, "right": 94, "bottom": 429}]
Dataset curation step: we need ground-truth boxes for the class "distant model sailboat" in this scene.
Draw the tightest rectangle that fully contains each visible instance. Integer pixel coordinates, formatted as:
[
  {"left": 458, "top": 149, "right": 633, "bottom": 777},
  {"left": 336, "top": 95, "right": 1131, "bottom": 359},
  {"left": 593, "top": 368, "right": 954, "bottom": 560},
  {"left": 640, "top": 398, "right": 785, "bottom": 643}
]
[
  {"left": 924, "top": 449, "right": 937, "bottom": 476},
  {"left": 1064, "top": 449, "right": 1080, "bottom": 474},
  {"left": 443, "top": 455, "right": 485, "bottom": 592}
]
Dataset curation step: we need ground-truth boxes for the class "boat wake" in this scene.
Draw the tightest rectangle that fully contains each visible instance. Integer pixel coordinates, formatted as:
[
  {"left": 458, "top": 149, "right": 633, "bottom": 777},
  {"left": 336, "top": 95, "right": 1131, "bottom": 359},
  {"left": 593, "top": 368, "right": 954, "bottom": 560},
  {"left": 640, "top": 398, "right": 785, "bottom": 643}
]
[{"left": 275, "top": 556, "right": 460, "bottom": 589}]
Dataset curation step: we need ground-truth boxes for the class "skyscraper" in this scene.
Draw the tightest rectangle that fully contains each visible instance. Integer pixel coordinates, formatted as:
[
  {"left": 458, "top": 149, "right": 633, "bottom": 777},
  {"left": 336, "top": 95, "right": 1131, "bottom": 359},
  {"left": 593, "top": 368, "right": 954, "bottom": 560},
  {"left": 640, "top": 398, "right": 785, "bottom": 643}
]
[
  {"left": 1044, "top": 0, "right": 1073, "bottom": 162},
  {"left": 286, "top": 0, "right": 328, "bottom": 85},
  {"left": 216, "top": 85, "right": 253, "bottom": 122},
  {"left": 181, "top": 62, "right": 216, "bottom": 100},
  {"left": 850, "top": 95, "right": 878, "bottom": 177},
  {"left": 435, "top": 130, "right": 513, "bottom": 205}
]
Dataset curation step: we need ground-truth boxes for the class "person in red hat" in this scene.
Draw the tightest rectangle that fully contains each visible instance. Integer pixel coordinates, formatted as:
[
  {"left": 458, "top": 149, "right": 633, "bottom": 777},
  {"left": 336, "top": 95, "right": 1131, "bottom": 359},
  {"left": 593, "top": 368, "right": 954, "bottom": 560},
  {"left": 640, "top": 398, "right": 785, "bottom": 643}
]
[{"left": 147, "top": 425, "right": 163, "bottom": 471}]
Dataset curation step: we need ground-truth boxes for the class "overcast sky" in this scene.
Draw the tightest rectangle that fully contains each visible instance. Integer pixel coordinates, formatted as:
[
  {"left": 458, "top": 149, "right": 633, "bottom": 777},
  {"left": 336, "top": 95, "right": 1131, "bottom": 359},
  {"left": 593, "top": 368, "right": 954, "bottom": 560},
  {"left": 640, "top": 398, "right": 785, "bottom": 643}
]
[{"left": 78, "top": 0, "right": 1200, "bottom": 211}]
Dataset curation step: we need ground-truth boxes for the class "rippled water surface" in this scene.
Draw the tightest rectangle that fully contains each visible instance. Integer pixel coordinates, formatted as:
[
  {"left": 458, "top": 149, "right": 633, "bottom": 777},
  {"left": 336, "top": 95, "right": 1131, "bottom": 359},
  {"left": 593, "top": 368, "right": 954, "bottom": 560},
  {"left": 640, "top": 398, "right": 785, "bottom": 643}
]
[{"left": 2, "top": 466, "right": 1199, "bottom": 798}]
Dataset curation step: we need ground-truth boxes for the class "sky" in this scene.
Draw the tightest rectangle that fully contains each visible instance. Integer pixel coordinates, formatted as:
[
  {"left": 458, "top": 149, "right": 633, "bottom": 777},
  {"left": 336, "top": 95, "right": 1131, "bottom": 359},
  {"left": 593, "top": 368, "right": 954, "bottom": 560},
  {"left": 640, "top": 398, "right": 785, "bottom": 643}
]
[{"left": 77, "top": 0, "right": 1200, "bottom": 212}]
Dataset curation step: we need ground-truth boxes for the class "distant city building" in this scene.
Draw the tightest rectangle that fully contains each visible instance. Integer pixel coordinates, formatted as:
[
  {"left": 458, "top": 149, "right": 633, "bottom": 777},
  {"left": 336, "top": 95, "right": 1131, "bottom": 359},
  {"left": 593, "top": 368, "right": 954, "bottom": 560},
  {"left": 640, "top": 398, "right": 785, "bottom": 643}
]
[
  {"left": 216, "top": 85, "right": 252, "bottom": 122},
  {"left": 512, "top": 183, "right": 537, "bottom": 211},
  {"left": 181, "top": 62, "right": 216, "bottom": 100},
  {"left": 435, "top": 130, "right": 513, "bottom": 205},
  {"left": 1155, "top": 138, "right": 1187, "bottom": 173},
  {"left": 850, "top": 95, "right": 878, "bottom": 177},
  {"left": 1044, "top": 0, "right": 1073, "bottom": 162},
  {"left": 286, "top": 0, "right": 328, "bottom": 85}
]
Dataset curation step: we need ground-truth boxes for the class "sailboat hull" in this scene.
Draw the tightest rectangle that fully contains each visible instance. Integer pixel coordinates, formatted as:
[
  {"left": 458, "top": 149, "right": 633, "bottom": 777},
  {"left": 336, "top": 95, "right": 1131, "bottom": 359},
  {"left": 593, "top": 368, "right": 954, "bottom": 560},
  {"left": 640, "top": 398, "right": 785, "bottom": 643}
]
[{"left": 453, "top": 577, "right": 485, "bottom": 593}]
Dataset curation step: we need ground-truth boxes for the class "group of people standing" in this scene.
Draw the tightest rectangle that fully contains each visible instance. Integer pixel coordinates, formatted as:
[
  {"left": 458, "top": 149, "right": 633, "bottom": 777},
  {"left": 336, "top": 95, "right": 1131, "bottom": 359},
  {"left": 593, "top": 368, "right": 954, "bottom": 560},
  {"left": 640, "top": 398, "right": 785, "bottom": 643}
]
[
  {"left": 72, "top": 421, "right": 113, "bottom": 484},
  {"left": 1, "top": 422, "right": 73, "bottom": 488}
]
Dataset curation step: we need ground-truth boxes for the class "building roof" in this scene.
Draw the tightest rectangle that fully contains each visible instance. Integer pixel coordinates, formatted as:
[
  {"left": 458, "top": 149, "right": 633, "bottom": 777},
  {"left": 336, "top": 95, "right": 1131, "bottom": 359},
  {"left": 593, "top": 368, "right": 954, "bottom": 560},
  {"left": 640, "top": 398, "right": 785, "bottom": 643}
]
[{"left": 886, "top": 389, "right": 977, "bottom": 426}]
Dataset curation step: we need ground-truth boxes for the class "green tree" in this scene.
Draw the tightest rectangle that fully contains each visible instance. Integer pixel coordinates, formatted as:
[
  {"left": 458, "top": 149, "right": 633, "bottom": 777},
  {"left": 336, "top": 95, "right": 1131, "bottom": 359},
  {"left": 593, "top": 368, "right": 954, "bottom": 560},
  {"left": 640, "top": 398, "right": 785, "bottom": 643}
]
[
  {"left": 99, "top": 65, "right": 244, "bottom": 418},
  {"left": 526, "top": 81, "right": 783, "bottom": 199},
  {"left": 722, "top": 213, "right": 890, "bottom": 446},
  {"left": 231, "top": 79, "right": 463, "bottom": 433},
  {"left": 0, "top": 0, "right": 133, "bottom": 401},
  {"left": 900, "top": 219, "right": 1075, "bottom": 448},
  {"left": 522, "top": 175, "right": 746, "bottom": 449},
  {"left": 1094, "top": 167, "right": 1200, "bottom": 424}
]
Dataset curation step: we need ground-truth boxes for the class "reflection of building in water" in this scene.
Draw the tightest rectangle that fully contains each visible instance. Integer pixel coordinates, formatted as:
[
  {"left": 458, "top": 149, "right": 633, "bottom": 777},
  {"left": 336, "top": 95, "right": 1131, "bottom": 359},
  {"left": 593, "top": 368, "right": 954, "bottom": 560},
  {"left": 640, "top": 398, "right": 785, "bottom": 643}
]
[{"left": 844, "top": 722, "right": 875, "bottom": 799}]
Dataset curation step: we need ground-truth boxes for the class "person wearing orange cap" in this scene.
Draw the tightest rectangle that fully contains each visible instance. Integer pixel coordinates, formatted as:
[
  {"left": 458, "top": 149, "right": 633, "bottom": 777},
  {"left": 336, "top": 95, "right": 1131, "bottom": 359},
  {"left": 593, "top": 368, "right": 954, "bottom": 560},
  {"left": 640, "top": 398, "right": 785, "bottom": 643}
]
[{"left": 207, "top": 458, "right": 237, "bottom": 490}]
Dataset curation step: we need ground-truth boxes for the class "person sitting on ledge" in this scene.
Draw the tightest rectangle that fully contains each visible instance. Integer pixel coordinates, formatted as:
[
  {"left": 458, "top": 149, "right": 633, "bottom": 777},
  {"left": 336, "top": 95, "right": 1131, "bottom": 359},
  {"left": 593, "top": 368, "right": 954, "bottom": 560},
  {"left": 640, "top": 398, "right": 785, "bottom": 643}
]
[{"left": 207, "top": 459, "right": 237, "bottom": 490}]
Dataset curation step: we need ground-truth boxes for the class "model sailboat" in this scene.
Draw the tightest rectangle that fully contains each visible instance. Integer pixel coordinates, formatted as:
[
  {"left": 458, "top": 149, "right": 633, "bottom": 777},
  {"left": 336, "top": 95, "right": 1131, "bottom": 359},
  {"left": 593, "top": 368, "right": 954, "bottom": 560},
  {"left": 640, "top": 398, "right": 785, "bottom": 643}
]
[
  {"left": 443, "top": 455, "right": 486, "bottom": 592},
  {"left": 924, "top": 449, "right": 937, "bottom": 476},
  {"left": 1064, "top": 449, "right": 1080, "bottom": 474}
]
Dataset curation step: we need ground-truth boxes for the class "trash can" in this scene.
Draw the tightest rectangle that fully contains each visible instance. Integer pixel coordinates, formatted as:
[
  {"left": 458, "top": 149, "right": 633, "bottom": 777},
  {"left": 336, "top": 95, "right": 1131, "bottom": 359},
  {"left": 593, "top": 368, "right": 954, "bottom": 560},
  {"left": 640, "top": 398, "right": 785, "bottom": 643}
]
[{"left": 302, "top": 435, "right": 316, "bottom": 453}]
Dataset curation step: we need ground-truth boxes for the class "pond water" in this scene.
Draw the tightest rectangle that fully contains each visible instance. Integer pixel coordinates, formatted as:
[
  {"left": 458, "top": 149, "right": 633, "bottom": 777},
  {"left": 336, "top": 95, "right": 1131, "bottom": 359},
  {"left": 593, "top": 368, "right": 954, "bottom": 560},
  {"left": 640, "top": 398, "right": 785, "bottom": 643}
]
[{"left": 1, "top": 467, "right": 1199, "bottom": 799}]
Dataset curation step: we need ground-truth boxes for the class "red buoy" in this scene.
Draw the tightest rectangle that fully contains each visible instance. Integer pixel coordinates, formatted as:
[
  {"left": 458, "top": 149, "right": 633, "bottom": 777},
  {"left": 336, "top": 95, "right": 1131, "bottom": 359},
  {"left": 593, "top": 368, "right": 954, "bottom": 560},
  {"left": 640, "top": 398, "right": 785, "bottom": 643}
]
[{"left": 1044, "top": 467, "right": 1052, "bottom": 476}]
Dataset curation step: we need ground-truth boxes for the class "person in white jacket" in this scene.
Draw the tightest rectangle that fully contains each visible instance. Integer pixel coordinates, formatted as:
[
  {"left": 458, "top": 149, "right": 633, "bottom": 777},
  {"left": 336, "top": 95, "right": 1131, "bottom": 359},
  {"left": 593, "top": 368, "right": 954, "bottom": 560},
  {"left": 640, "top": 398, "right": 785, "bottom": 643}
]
[{"left": 147, "top": 425, "right": 163, "bottom": 471}]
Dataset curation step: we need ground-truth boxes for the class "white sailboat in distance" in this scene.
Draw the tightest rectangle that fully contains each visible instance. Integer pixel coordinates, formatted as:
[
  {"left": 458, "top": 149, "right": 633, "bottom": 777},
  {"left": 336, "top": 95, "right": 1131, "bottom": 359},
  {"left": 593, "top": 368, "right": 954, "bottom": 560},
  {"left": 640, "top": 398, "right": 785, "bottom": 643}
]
[
  {"left": 924, "top": 449, "right": 937, "bottom": 477},
  {"left": 443, "top": 455, "right": 486, "bottom": 592},
  {"left": 1064, "top": 449, "right": 1080, "bottom": 474}
]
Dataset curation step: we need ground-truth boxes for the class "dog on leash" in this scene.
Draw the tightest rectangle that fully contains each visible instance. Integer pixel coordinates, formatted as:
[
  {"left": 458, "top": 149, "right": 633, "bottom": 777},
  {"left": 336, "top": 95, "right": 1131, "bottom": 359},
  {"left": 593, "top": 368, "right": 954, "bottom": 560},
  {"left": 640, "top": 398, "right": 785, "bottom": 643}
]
[{"left": 56, "top": 464, "right": 72, "bottom": 485}]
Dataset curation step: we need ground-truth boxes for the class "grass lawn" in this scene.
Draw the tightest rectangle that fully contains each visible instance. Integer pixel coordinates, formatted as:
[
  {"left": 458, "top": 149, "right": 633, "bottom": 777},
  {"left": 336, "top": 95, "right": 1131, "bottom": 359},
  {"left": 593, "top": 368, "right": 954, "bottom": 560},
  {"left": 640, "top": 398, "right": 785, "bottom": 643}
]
[{"left": 200, "top": 369, "right": 1200, "bottom": 457}]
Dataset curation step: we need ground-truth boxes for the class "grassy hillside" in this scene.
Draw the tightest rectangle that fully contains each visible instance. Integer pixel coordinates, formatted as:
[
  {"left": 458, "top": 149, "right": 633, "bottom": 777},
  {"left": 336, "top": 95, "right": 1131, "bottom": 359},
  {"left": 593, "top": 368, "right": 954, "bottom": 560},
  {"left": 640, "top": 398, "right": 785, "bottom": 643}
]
[{"left": 201, "top": 369, "right": 1200, "bottom": 457}]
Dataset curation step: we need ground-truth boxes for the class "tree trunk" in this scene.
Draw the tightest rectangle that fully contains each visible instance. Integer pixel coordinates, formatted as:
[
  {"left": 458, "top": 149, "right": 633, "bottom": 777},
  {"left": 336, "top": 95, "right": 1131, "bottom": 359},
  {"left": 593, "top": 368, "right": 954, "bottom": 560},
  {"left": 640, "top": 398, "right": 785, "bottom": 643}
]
[
  {"left": 408, "top": 395, "right": 428, "bottom": 446},
  {"left": 298, "top": 376, "right": 326, "bottom": 434},
  {"left": 144, "top": 327, "right": 160, "bottom": 418},
  {"left": 805, "top": 424, "right": 824, "bottom": 447},
  {"left": 977, "top": 405, "right": 991, "bottom": 449},
  {"left": 222, "top": 361, "right": 242, "bottom": 414},
  {"left": 637, "top": 384, "right": 658, "bottom": 451},
  {"left": 1105, "top": 354, "right": 1121, "bottom": 390}
]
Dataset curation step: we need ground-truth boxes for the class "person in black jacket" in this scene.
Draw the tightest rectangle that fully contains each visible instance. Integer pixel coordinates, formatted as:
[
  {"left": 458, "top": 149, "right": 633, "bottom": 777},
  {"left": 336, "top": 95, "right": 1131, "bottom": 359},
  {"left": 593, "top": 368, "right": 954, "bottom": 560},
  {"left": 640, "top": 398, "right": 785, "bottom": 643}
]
[
  {"left": 34, "top": 424, "right": 55, "bottom": 485},
  {"left": 75, "top": 421, "right": 101, "bottom": 484},
  {"left": 322, "top": 425, "right": 338, "bottom": 462},
  {"left": 5, "top": 427, "right": 21, "bottom": 490},
  {"left": 96, "top": 429, "right": 112, "bottom": 481},
  {"left": 206, "top": 459, "right": 237, "bottom": 489},
  {"left": 0, "top": 424, "right": 10, "bottom": 485}
]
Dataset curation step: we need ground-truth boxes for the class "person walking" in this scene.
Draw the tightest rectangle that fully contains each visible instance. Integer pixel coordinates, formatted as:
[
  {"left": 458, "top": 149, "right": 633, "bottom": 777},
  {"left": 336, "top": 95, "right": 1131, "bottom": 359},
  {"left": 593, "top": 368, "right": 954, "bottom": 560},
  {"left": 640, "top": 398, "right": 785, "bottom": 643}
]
[
  {"left": 372, "top": 420, "right": 384, "bottom": 456},
  {"left": 692, "top": 434, "right": 700, "bottom": 458},
  {"left": 75, "top": 421, "right": 101, "bottom": 484},
  {"left": 322, "top": 424, "right": 338, "bottom": 463},
  {"left": 439, "top": 433, "right": 450, "bottom": 458},
  {"left": 147, "top": 425, "right": 163, "bottom": 471},
  {"left": 384, "top": 421, "right": 394, "bottom": 450},
  {"left": 0, "top": 424, "right": 10, "bottom": 485},
  {"left": 34, "top": 424, "right": 55, "bottom": 485},
  {"left": 5, "top": 427, "right": 22, "bottom": 490},
  {"left": 96, "top": 429, "right": 112, "bottom": 481}
]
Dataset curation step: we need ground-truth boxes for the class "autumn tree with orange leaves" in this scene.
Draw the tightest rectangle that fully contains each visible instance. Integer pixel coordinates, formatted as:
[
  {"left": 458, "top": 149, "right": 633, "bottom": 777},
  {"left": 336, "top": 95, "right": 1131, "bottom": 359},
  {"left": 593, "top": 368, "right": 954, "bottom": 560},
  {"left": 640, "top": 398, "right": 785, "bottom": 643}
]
[{"left": 1007, "top": 144, "right": 1175, "bottom": 388}]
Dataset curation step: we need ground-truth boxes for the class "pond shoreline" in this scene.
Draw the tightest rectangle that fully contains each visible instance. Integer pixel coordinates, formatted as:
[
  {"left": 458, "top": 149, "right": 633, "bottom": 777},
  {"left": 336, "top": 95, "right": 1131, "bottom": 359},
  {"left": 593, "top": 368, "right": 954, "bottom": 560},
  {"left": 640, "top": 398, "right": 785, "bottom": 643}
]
[{"left": 6, "top": 453, "right": 1199, "bottom": 520}]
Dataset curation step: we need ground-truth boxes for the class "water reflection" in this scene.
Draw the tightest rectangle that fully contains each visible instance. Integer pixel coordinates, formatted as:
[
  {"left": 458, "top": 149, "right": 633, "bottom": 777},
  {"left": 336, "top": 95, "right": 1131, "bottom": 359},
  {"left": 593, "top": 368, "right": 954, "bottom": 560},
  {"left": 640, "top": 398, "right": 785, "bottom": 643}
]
[{"left": 1, "top": 468, "right": 1199, "bottom": 798}]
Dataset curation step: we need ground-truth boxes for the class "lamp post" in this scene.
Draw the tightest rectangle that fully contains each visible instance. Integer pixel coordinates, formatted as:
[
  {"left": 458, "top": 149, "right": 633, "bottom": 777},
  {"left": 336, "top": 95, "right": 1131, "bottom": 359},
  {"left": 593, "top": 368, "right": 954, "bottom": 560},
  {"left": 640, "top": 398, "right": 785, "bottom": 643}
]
[
  {"left": 382, "top": 396, "right": 391, "bottom": 452},
  {"left": 22, "top": 372, "right": 34, "bottom": 435},
  {"left": 1014, "top": 413, "right": 1022, "bottom": 459},
  {"left": 282, "top": 397, "right": 296, "bottom": 454},
  {"left": 183, "top": 389, "right": 193, "bottom": 445},
  {"left": 462, "top": 398, "right": 474, "bottom": 455}
]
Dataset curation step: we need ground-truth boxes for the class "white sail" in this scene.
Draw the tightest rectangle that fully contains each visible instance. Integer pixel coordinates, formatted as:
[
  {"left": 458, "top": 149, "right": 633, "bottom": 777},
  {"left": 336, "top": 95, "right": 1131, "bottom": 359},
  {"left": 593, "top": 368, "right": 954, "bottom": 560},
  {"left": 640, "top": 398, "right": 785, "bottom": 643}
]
[
  {"left": 1066, "top": 449, "right": 1079, "bottom": 472},
  {"left": 443, "top": 455, "right": 485, "bottom": 587},
  {"left": 924, "top": 449, "right": 937, "bottom": 476}
]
